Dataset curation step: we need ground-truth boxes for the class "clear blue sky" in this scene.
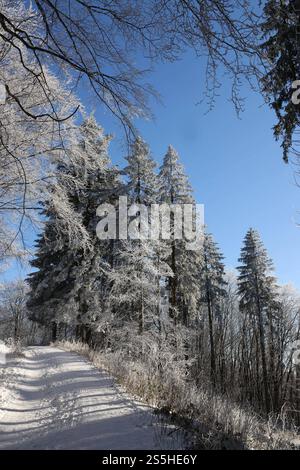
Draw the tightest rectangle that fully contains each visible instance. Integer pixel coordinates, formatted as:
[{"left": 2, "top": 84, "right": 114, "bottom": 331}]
[{"left": 2, "top": 51, "right": 300, "bottom": 290}]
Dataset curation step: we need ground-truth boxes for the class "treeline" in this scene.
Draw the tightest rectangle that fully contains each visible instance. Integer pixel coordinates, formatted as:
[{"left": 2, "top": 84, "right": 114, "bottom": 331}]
[{"left": 26, "top": 117, "right": 300, "bottom": 423}]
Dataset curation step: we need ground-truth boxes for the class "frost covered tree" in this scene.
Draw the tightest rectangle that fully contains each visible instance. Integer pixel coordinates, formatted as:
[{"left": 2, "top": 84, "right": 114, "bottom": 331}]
[
  {"left": 109, "top": 137, "right": 170, "bottom": 337},
  {"left": 260, "top": 0, "right": 300, "bottom": 162},
  {"left": 237, "top": 228, "right": 280, "bottom": 413},
  {"left": 0, "top": 1, "right": 83, "bottom": 264},
  {"left": 158, "top": 145, "right": 200, "bottom": 325},
  {"left": 109, "top": 138, "right": 156, "bottom": 333},
  {"left": 26, "top": 195, "right": 74, "bottom": 340},
  {"left": 199, "top": 230, "right": 227, "bottom": 387},
  {"left": 123, "top": 137, "right": 157, "bottom": 206},
  {"left": 0, "top": 280, "right": 28, "bottom": 343},
  {"left": 71, "top": 118, "right": 121, "bottom": 342},
  {"left": 27, "top": 117, "right": 120, "bottom": 341},
  {"left": 277, "top": 284, "right": 300, "bottom": 422},
  {"left": 0, "top": 0, "right": 261, "bottom": 133},
  {"left": 109, "top": 240, "right": 170, "bottom": 337}
]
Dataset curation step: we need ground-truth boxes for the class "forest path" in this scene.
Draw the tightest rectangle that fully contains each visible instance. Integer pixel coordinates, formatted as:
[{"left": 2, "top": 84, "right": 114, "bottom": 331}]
[{"left": 0, "top": 346, "right": 181, "bottom": 450}]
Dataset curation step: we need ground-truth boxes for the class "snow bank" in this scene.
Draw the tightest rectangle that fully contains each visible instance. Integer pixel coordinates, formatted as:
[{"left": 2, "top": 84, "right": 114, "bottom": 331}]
[
  {"left": 0, "top": 341, "right": 11, "bottom": 412},
  {"left": 0, "top": 341, "right": 10, "bottom": 364}
]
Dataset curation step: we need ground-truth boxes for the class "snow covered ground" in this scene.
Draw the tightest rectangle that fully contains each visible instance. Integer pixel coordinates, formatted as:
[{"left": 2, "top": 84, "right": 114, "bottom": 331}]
[
  {"left": 0, "top": 346, "right": 183, "bottom": 450},
  {"left": 0, "top": 341, "right": 11, "bottom": 409},
  {"left": 0, "top": 340, "right": 9, "bottom": 359}
]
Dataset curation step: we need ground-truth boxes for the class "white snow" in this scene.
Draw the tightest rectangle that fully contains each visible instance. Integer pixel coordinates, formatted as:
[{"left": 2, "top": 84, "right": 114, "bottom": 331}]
[
  {"left": 0, "top": 341, "right": 18, "bottom": 419},
  {"left": 0, "top": 340, "right": 9, "bottom": 355},
  {"left": 0, "top": 346, "right": 183, "bottom": 450}
]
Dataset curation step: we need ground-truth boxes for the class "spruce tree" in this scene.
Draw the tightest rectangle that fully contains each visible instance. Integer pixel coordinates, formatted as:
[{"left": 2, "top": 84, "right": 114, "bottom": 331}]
[
  {"left": 237, "top": 228, "right": 280, "bottom": 413},
  {"left": 70, "top": 117, "right": 121, "bottom": 342},
  {"left": 27, "top": 117, "right": 120, "bottom": 341},
  {"left": 260, "top": 0, "right": 300, "bottom": 162},
  {"left": 109, "top": 137, "right": 169, "bottom": 335},
  {"left": 26, "top": 192, "right": 78, "bottom": 340},
  {"left": 123, "top": 137, "right": 157, "bottom": 205},
  {"left": 158, "top": 145, "right": 200, "bottom": 326},
  {"left": 199, "top": 230, "right": 227, "bottom": 387}
]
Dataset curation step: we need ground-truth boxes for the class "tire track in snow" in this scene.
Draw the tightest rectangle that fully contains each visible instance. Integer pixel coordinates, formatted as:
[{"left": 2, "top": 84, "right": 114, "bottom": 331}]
[{"left": 0, "top": 346, "right": 183, "bottom": 450}]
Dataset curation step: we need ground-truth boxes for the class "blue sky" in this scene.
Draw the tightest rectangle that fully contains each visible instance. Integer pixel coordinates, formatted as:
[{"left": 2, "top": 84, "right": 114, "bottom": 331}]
[{"left": 2, "top": 50, "right": 300, "bottom": 290}]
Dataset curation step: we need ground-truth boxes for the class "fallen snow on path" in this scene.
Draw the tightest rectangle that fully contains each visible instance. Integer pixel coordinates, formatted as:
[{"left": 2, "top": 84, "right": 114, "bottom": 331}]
[{"left": 0, "top": 346, "right": 183, "bottom": 450}]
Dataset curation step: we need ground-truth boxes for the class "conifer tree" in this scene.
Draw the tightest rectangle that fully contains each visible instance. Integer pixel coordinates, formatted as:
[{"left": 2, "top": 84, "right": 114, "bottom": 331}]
[
  {"left": 199, "top": 230, "right": 227, "bottom": 387},
  {"left": 109, "top": 137, "right": 170, "bottom": 335},
  {"left": 123, "top": 137, "right": 157, "bottom": 206},
  {"left": 27, "top": 117, "right": 120, "bottom": 341},
  {"left": 26, "top": 193, "right": 77, "bottom": 340},
  {"left": 70, "top": 117, "right": 121, "bottom": 341},
  {"left": 260, "top": 0, "right": 300, "bottom": 162},
  {"left": 237, "top": 228, "right": 280, "bottom": 413},
  {"left": 158, "top": 145, "right": 200, "bottom": 326}
]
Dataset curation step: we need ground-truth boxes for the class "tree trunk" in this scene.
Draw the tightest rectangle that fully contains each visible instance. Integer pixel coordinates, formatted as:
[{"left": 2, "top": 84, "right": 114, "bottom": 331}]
[
  {"left": 14, "top": 311, "right": 20, "bottom": 342},
  {"left": 51, "top": 321, "right": 57, "bottom": 342},
  {"left": 255, "top": 283, "right": 270, "bottom": 414},
  {"left": 170, "top": 240, "right": 177, "bottom": 322},
  {"left": 207, "top": 288, "right": 216, "bottom": 387}
]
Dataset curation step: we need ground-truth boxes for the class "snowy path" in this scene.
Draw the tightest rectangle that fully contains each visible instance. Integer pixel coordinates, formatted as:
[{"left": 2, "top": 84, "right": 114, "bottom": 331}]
[{"left": 0, "top": 346, "right": 182, "bottom": 450}]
